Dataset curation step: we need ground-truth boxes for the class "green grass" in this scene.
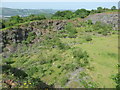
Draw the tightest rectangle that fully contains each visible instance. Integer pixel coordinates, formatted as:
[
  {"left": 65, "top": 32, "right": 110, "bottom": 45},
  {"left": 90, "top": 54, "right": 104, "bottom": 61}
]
[
  {"left": 60, "top": 23, "right": 118, "bottom": 87},
  {"left": 61, "top": 34, "right": 118, "bottom": 88}
]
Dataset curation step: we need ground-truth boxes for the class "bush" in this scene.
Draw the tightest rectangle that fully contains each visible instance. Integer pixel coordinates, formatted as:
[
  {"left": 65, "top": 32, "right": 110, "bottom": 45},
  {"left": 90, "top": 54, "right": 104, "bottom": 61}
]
[
  {"left": 65, "top": 23, "right": 77, "bottom": 38},
  {"left": 1, "top": 14, "right": 46, "bottom": 29},
  {"left": 63, "top": 64, "right": 77, "bottom": 71},
  {"left": 91, "top": 21, "right": 113, "bottom": 35},
  {"left": 26, "top": 32, "right": 36, "bottom": 44},
  {"left": 102, "top": 31, "right": 108, "bottom": 36},
  {"left": 72, "top": 48, "right": 89, "bottom": 67},
  {"left": 27, "top": 67, "right": 38, "bottom": 76},
  {"left": 42, "top": 35, "right": 70, "bottom": 50},
  {"left": 59, "top": 76, "right": 69, "bottom": 86},
  {"left": 52, "top": 10, "right": 74, "bottom": 19},
  {"left": 75, "top": 9, "right": 90, "bottom": 18},
  {"left": 57, "top": 42, "right": 70, "bottom": 50},
  {"left": 86, "top": 20, "right": 93, "bottom": 25},
  {"left": 85, "top": 35, "right": 92, "bottom": 41},
  {"left": 112, "top": 73, "right": 120, "bottom": 89}
]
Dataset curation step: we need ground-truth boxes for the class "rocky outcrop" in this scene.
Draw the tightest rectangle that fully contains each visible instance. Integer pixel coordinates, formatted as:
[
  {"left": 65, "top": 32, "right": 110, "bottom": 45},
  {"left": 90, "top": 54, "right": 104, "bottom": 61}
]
[
  {"left": 84, "top": 12, "right": 118, "bottom": 30},
  {"left": 0, "top": 20, "right": 67, "bottom": 54},
  {"left": 1, "top": 12, "right": 118, "bottom": 55}
]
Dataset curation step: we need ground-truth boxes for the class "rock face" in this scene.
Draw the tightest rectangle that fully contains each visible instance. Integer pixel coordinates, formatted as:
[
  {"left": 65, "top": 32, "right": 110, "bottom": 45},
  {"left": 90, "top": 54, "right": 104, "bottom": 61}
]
[
  {"left": 0, "top": 20, "right": 67, "bottom": 54},
  {"left": 0, "top": 12, "right": 118, "bottom": 54},
  {"left": 85, "top": 12, "right": 118, "bottom": 30}
]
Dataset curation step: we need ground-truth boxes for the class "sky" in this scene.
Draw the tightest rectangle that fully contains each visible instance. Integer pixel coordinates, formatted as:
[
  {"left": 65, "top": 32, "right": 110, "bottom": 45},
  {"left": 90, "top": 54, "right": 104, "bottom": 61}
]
[
  {"left": 1, "top": 0, "right": 119, "bottom": 10},
  {"left": 1, "top": 0, "right": 120, "bottom": 2}
]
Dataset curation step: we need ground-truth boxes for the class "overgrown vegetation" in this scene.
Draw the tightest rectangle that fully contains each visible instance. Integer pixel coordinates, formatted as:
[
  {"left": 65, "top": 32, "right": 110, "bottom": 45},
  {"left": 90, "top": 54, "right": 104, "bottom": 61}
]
[
  {"left": 0, "top": 6, "right": 117, "bottom": 29},
  {"left": 1, "top": 5, "right": 118, "bottom": 88},
  {"left": 1, "top": 14, "right": 46, "bottom": 29}
]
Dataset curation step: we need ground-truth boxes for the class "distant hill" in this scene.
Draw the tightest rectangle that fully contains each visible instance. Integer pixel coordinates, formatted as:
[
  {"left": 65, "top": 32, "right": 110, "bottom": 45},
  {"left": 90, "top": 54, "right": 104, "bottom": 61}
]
[{"left": 0, "top": 7, "right": 58, "bottom": 17}]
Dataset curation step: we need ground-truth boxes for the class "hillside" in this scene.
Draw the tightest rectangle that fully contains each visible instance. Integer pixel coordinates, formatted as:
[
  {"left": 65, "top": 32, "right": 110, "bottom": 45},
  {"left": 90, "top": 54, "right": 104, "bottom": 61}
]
[
  {"left": 1, "top": 12, "right": 118, "bottom": 88},
  {"left": 84, "top": 12, "right": 118, "bottom": 30},
  {"left": 0, "top": 7, "right": 57, "bottom": 17}
]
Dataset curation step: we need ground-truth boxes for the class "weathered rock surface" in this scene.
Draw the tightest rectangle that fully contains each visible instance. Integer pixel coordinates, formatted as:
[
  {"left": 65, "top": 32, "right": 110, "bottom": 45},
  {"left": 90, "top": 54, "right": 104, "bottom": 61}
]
[
  {"left": 85, "top": 12, "right": 118, "bottom": 30},
  {"left": 0, "top": 20, "right": 67, "bottom": 54}
]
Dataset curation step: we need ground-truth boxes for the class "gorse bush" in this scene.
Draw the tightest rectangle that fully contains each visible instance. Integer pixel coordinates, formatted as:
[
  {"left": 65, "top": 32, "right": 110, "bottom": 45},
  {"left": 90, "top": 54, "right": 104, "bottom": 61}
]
[
  {"left": 72, "top": 48, "right": 89, "bottom": 67},
  {"left": 59, "top": 76, "right": 69, "bottom": 86},
  {"left": 42, "top": 35, "right": 70, "bottom": 50},
  {"left": 86, "top": 20, "right": 93, "bottom": 25},
  {"left": 84, "top": 35, "right": 92, "bottom": 41},
  {"left": 27, "top": 67, "right": 38, "bottom": 76},
  {"left": 65, "top": 23, "right": 77, "bottom": 34},
  {"left": 112, "top": 73, "right": 120, "bottom": 89},
  {"left": 73, "top": 48, "right": 88, "bottom": 59},
  {"left": 65, "top": 23, "right": 77, "bottom": 38}
]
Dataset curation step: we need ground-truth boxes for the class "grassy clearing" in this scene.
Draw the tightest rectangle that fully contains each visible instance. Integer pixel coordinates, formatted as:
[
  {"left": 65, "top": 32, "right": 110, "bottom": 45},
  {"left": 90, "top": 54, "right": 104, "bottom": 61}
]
[{"left": 61, "top": 34, "right": 118, "bottom": 88}]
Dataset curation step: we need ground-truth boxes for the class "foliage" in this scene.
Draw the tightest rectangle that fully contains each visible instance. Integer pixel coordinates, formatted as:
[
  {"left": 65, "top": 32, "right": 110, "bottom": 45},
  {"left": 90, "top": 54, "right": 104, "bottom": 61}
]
[
  {"left": 25, "top": 14, "right": 46, "bottom": 21},
  {"left": 111, "top": 6, "right": 117, "bottom": 10},
  {"left": 97, "top": 7, "right": 103, "bottom": 13},
  {"left": 79, "top": 72, "right": 97, "bottom": 88},
  {"left": 1, "top": 6, "right": 118, "bottom": 29},
  {"left": 84, "top": 35, "right": 92, "bottom": 41},
  {"left": 52, "top": 10, "right": 75, "bottom": 19},
  {"left": 72, "top": 48, "right": 89, "bottom": 67},
  {"left": 112, "top": 73, "right": 120, "bottom": 89},
  {"left": 1, "top": 6, "right": 118, "bottom": 88},
  {"left": 65, "top": 23, "right": 77, "bottom": 38},
  {"left": 86, "top": 20, "right": 93, "bottom": 25},
  {"left": 93, "top": 21, "right": 112, "bottom": 35},
  {"left": 75, "top": 9, "right": 90, "bottom": 18},
  {"left": 2, "top": 14, "right": 46, "bottom": 29},
  {"left": 59, "top": 76, "right": 69, "bottom": 86}
]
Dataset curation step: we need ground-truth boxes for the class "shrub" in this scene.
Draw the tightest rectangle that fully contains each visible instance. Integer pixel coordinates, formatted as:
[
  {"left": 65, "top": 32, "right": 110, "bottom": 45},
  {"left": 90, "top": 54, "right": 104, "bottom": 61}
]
[
  {"left": 85, "top": 35, "right": 92, "bottom": 41},
  {"left": 75, "top": 9, "right": 90, "bottom": 18},
  {"left": 65, "top": 23, "right": 77, "bottom": 38},
  {"left": 52, "top": 10, "right": 74, "bottom": 19},
  {"left": 112, "top": 73, "right": 120, "bottom": 89},
  {"left": 102, "top": 31, "right": 108, "bottom": 36},
  {"left": 27, "top": 67, "right": 38, "bottom": 76},
  {"left": 93, "top": 21, "right": 113, "bottom": 35},
  {"left": 59, "top": 76, "right": 69, "bottom": 86},
  {"left": 86, "top": 20, "right": 93, "bottom": 25},
  {"left": 64, "top": 64, "right": 77, "bottom": 71},
  {"left": 65, "top": 23, "right": 77, "bottom": 33},
  {"left": 26, "top": 32, "right": 36, "bottom": 44},
  {"left": 72, "top": 48, "right": 89, "bottom": 67}
]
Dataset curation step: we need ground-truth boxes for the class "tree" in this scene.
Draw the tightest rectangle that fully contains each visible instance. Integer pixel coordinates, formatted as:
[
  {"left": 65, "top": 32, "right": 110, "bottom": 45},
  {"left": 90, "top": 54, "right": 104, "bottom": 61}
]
[
  {"left": 97, "top": 7, "right": 103, "bottom": 13},
  {"left": 52, "top": 10, "right": 74, "bottom": 19},
  {"left": 0, "top": 19, "right": 5, "bottom": 28},
  {"left": 111, "top": 6, "right": 117, "bottom": 10},
  {"left": 90, "top": 9, "right": 97, "bottom": 14},
  {"left": 10, "top": 15, "right": 23, "bottom": 23},
  {"left": 75, "top": 9, "right": 90, "bottom": 18},
  {"left": 27, "top": 14, "right": 46, "bottom": 21}
]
